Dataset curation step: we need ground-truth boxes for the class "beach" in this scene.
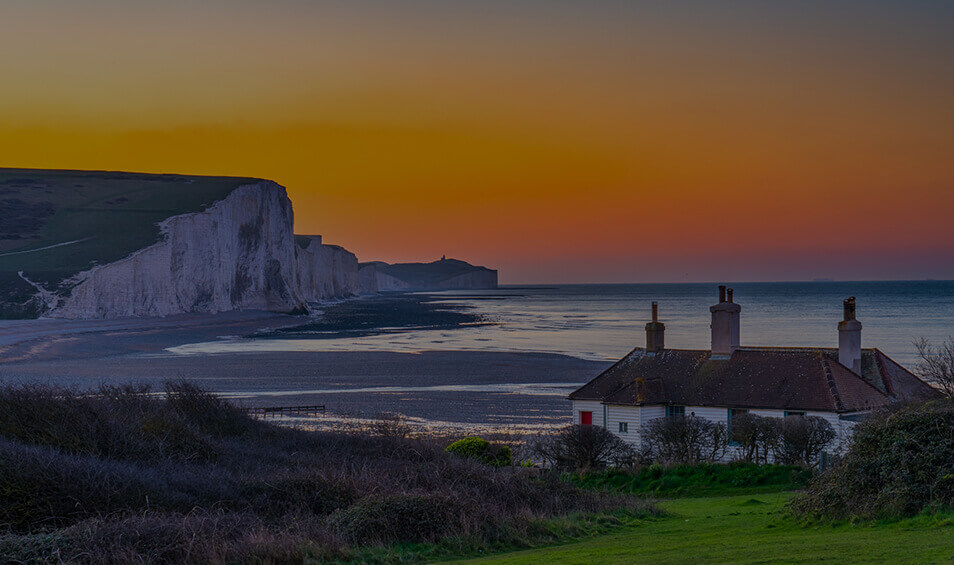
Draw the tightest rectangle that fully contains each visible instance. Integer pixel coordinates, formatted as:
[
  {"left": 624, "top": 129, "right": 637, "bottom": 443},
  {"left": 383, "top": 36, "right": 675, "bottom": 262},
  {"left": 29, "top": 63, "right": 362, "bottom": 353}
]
[{"left": 0, "top": 308, "right": 608, "bottom": 430}]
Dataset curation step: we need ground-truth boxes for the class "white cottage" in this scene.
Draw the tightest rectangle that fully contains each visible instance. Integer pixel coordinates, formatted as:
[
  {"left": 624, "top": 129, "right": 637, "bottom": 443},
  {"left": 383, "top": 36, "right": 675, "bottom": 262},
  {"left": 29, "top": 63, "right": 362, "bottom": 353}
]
[{"left": 568, "top": 286, "right": 939, "bottom": 451}]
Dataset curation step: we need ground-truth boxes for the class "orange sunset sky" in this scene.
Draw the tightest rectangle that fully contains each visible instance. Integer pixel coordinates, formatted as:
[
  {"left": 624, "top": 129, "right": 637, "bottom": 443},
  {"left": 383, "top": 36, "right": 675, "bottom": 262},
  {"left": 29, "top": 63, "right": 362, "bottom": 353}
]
[{"left": 2, "top": 1, "right": 953, "bottom": 283}]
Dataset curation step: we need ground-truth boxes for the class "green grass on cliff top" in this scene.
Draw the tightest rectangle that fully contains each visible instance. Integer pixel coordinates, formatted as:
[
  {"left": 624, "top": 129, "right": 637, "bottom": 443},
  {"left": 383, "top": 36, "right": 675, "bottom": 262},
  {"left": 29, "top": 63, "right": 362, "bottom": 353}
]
[
  {"left": 449, "top": 493, "right": 954, "bottom": 564},
  {"left": 0, "top": 168, "right": 259, "bottom": 285}
]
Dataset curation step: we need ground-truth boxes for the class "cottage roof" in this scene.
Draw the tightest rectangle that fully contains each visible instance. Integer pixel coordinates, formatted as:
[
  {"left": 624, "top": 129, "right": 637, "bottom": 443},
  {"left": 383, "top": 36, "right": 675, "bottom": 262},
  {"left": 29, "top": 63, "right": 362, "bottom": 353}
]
[{"left": 568, "top": 347, "right": 940, "bottom": 413}]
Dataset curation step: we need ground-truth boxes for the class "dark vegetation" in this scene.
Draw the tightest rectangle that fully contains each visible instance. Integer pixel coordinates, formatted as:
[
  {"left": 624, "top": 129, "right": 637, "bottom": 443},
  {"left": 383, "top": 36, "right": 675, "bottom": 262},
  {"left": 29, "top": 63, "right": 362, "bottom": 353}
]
[
  {"left": 791, "top": 398, "right": 954, "bottom": 520},
  {"left": 0, "top": 382, "right": 654, "bottom": 563},
  {"left": 531, "top": 425, "right": 635, "bottom": 471},
  {"left": 730, "top": 413, "right": 835, "bottom": 467},
  {"left": 642, "top": 415, "right": 729, "bottom": 465},
  {"left": 567, "top": 462, "right": 813, "bottom": 497},
  {"left": 535, "top": 415, "right": 836, "bottom": 474},
  {"left": 0, "top": 198, "right": 55, "bottom": 238}
]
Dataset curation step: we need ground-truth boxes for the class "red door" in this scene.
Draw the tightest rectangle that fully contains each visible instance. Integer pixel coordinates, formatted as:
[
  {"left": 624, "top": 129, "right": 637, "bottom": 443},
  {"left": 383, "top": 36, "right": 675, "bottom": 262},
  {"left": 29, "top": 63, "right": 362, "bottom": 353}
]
[{"left": 580, "top": 411, "right": 593, "bottom": 426}]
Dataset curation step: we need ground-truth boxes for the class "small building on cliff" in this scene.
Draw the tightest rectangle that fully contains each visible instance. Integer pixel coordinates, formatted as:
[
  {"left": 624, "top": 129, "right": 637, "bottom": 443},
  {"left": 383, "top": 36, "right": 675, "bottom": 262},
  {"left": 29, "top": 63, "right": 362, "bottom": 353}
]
[{"left": 568, "top": 286, "right": 939, "bottom": 451}]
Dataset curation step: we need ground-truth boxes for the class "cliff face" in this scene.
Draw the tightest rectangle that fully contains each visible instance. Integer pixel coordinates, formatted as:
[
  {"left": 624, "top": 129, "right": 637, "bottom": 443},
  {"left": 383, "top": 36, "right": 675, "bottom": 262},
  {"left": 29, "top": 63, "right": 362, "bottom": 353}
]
[
  {"left": 358, "top": 263, "right": 411, "bottom": 293},
  {"left": 295, "top": 236, "right": 360, "bottom": 300},
  {"left": 50, "top": 182, "right": 308, "bottom": 318}
]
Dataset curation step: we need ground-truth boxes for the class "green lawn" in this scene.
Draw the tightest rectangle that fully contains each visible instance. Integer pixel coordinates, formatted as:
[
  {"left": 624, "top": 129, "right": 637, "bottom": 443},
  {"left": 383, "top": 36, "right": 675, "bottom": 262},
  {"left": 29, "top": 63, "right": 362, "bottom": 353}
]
[{"left": 450, "top": 493, "right": 954, "bottom": 564}]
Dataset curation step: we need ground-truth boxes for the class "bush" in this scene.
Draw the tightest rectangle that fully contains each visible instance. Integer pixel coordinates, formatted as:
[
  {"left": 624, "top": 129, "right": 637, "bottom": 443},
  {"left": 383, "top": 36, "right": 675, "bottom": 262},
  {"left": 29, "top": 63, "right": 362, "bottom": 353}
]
[
  {"left": 791, "top": 398, "right": 954, "bottom": 520},
  {"left": 531, "top": 425, "right": 634, "bottom": 471},
  {"left": 329, "top": 493, "right": 463, "bottom": 544},
  {"left": 731, "top": 414, "right": 779, "bottom": 464},
  {"left": 774, "top": 415, "right": 835, "bottom": 468},
  {"left": 730, "top": 414, "right": 834, "bottom": 468},
  {"left": 446, "top": 436, "right": 513, "bottom": 467},
  {"left": 570, "top": 462, "right": 813, "bottom": 497},
  {"left": 642, "top": 416, "right": 728, "bottom": 464},
  {"left": 0, "top": 382, "right": 655, "bottom": 562}
]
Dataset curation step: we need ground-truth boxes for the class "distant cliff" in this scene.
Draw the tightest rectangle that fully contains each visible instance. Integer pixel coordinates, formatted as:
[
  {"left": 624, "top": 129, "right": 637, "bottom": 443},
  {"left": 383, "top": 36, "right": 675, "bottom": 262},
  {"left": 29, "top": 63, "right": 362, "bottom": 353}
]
[
  {"left": 0, "top": 170, "right": 362, "bottom": 319},
  {"left": 359, "top": 258, "right": 497, "bottom": 292},
  {"left": 50, "top": 182, "right": 310, "bottom": 318},
  {"left": 295, "top": 235, "right": 360, "bottom": 301},
  {"left": 0, "top": 168, "right": 497, "bottom": 319}
]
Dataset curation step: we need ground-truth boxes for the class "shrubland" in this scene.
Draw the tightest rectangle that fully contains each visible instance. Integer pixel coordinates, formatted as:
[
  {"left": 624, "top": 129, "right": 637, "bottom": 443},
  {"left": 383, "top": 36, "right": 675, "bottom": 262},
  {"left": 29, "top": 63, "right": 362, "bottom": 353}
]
[{"left": 0, "top": 382, "right": 655, "bottom": 564}]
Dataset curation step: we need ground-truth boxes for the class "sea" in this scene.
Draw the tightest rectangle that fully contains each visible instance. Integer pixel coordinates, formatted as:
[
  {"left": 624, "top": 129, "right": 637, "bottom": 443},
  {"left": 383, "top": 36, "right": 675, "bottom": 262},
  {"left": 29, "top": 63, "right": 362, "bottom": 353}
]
[{"left": 170, "top": 280, "right": 954, "bottom": 370}]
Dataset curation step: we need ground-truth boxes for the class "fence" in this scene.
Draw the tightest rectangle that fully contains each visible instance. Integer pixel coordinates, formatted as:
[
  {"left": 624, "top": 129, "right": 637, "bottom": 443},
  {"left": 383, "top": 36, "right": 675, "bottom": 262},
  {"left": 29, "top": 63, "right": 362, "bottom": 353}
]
[{"left": 243, "top": 405, "right": 326, "bottom": 419}]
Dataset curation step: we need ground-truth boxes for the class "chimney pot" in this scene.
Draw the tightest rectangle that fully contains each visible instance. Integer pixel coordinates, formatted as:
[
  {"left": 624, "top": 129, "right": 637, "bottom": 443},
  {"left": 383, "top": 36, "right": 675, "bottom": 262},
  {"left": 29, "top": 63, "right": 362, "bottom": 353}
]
[
  {"left": 645, "top": 302, "right": 665, "bottom": 352},
  {"left": 727, "top": 288, "right": 734, "bottom": 303},
  {"left": 838, "top": 297, "right": 862, "bottom": 373},
  {"left": 710, "top": 286, "right": 741, "bottom": 356}
]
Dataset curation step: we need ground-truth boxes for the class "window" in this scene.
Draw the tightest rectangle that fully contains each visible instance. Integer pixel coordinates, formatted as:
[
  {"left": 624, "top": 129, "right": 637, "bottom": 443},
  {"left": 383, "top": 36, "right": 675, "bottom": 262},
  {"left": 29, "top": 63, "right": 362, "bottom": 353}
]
[
  {"left": 784, "top": 411, "right": 805, "bottom": 418},
  {"left": 580, "top": 411, "right": 593, "bottom": 426},
  {"left": 665, "top": 405, "right": 685, "bottom": 418},
  {"left": 618, "top": 422, "right": 628, "bottom": 433}
]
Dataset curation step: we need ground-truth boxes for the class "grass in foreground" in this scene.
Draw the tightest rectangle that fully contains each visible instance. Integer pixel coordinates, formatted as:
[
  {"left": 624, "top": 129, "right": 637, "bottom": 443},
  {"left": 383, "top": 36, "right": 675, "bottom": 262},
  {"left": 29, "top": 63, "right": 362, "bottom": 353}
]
[{"left": 451, "top": 493, "right": 954, "bottom": 564}]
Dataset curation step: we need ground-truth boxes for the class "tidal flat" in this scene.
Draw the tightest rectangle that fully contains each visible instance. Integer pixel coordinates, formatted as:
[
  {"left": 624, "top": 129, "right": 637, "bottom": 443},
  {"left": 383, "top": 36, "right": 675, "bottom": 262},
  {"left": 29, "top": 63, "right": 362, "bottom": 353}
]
[{"left": 0, "top": 299, "right": 608, "bottom": 429}]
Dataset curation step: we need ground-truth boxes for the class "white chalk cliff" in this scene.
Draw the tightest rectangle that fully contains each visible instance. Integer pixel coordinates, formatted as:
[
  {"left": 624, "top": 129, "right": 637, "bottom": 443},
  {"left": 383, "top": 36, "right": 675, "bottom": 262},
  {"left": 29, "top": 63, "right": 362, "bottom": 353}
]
[
  {"left": 48, "top": 182, "right": 359, "bottom": 319},
  {"left": 294, "top": 235, "right": 360, "bottom": 301}
]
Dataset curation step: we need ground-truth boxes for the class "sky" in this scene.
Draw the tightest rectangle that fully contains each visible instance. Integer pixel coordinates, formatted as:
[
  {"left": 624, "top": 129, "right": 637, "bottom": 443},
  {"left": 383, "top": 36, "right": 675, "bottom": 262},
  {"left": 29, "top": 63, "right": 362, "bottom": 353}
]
[{"left": 1, "top": 1, "right": 953, "bottom": 283}]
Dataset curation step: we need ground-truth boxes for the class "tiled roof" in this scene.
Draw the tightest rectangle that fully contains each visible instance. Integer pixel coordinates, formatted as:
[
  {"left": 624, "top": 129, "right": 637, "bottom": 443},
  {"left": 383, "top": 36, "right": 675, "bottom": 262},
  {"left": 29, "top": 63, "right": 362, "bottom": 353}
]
[{"left": 569, "top": 346, "right": 940, "bottom": 413}]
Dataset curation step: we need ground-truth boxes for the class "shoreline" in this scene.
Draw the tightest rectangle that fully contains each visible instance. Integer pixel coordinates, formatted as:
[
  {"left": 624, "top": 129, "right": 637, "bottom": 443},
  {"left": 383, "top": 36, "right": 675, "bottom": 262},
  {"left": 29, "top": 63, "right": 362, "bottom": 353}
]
[
  {"left": 0, "top": 303, "right": 609, "bottom": 428},
  {"left": 0, "top": 348, "right": 608, "bottom": 427}
]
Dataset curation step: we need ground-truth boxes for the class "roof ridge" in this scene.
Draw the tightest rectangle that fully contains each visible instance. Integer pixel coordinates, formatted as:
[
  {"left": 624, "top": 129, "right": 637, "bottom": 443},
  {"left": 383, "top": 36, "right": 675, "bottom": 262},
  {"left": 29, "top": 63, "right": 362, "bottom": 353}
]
[{"left": 567, "top": 346, "right": 644, "bottom": 401}]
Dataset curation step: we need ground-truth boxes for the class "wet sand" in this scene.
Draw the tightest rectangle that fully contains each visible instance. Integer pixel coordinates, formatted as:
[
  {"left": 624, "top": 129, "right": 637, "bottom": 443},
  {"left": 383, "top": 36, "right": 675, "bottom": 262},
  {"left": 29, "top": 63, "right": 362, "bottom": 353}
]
[{"left": 0, "top": 311, "right": 609, "bottom": 428}]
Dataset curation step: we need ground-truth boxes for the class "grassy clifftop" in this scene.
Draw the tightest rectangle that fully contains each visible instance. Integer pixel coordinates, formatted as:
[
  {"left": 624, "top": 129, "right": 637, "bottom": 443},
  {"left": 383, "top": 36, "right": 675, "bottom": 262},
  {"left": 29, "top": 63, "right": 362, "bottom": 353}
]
[{"left": 0, "top": 169, "right": 259, "bottom": 317}]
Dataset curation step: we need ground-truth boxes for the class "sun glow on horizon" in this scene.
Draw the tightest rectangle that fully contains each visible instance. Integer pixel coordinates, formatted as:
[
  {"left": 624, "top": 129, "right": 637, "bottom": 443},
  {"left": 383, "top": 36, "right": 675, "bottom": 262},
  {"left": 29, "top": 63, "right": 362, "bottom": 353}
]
[{"left": 2, "top": 1, "right": 953, "bottom": 283}]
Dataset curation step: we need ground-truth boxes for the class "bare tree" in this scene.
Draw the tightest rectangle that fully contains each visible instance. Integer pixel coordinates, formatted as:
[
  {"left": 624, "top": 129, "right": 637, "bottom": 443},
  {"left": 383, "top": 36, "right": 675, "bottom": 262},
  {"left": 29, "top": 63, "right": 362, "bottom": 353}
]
[
  {"left": 731, "top": 413, "right": 779, "bottom": 464},
  {"left": 772, "top": 415, "right": 835, "bottom": 468},
  {"left": 531, "top": 425, "right": 634, "bottom": 471},
  {"left": 914, "top": 337, "right": 954, "bottom": 397},
  {"left": 642, "top": 415, "right": 728, "bottom": 465}
]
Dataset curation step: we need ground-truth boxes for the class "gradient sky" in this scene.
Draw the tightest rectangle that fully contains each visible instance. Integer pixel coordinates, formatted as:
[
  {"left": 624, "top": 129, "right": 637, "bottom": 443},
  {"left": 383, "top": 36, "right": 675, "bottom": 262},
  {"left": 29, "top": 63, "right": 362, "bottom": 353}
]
[{"left": 2, "top": 1, "right": 953, "bottom": 283}]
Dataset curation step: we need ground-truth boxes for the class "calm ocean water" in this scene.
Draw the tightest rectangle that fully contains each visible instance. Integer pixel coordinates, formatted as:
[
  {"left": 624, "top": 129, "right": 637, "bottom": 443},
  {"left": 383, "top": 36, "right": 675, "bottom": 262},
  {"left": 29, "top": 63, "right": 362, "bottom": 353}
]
[{"left": 171, "top": 281, "right": 954, "bottom": 370}]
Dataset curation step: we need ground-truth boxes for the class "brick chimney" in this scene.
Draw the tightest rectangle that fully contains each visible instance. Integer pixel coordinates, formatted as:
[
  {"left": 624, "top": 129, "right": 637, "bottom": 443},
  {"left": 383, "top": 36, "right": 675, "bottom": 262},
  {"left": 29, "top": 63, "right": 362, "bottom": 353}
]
[
  {"left": 645, "top": 301, "right": 665, "bottom": 353},
  {"left": 710, "top": 285, "right": 741, "bottom": 356},
  {"left": 838, "top": 296, "right": 862, "bottom": 374}
]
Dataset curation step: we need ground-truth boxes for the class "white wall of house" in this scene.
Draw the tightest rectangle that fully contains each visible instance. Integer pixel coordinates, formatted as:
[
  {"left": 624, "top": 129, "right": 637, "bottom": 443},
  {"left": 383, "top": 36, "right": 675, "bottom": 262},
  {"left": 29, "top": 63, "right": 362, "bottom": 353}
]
[
  {"left": 571, "top": 400, "right": 605, "bottom": 426},
  {"left": 640, "top": 405, "right": 665, "bottom": 424},
  {"left": 606, "top": 405, "right": 640, "bottom": 446},
  {"left": 587, "top": 403, "right": 858, "bottom": 459}
]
